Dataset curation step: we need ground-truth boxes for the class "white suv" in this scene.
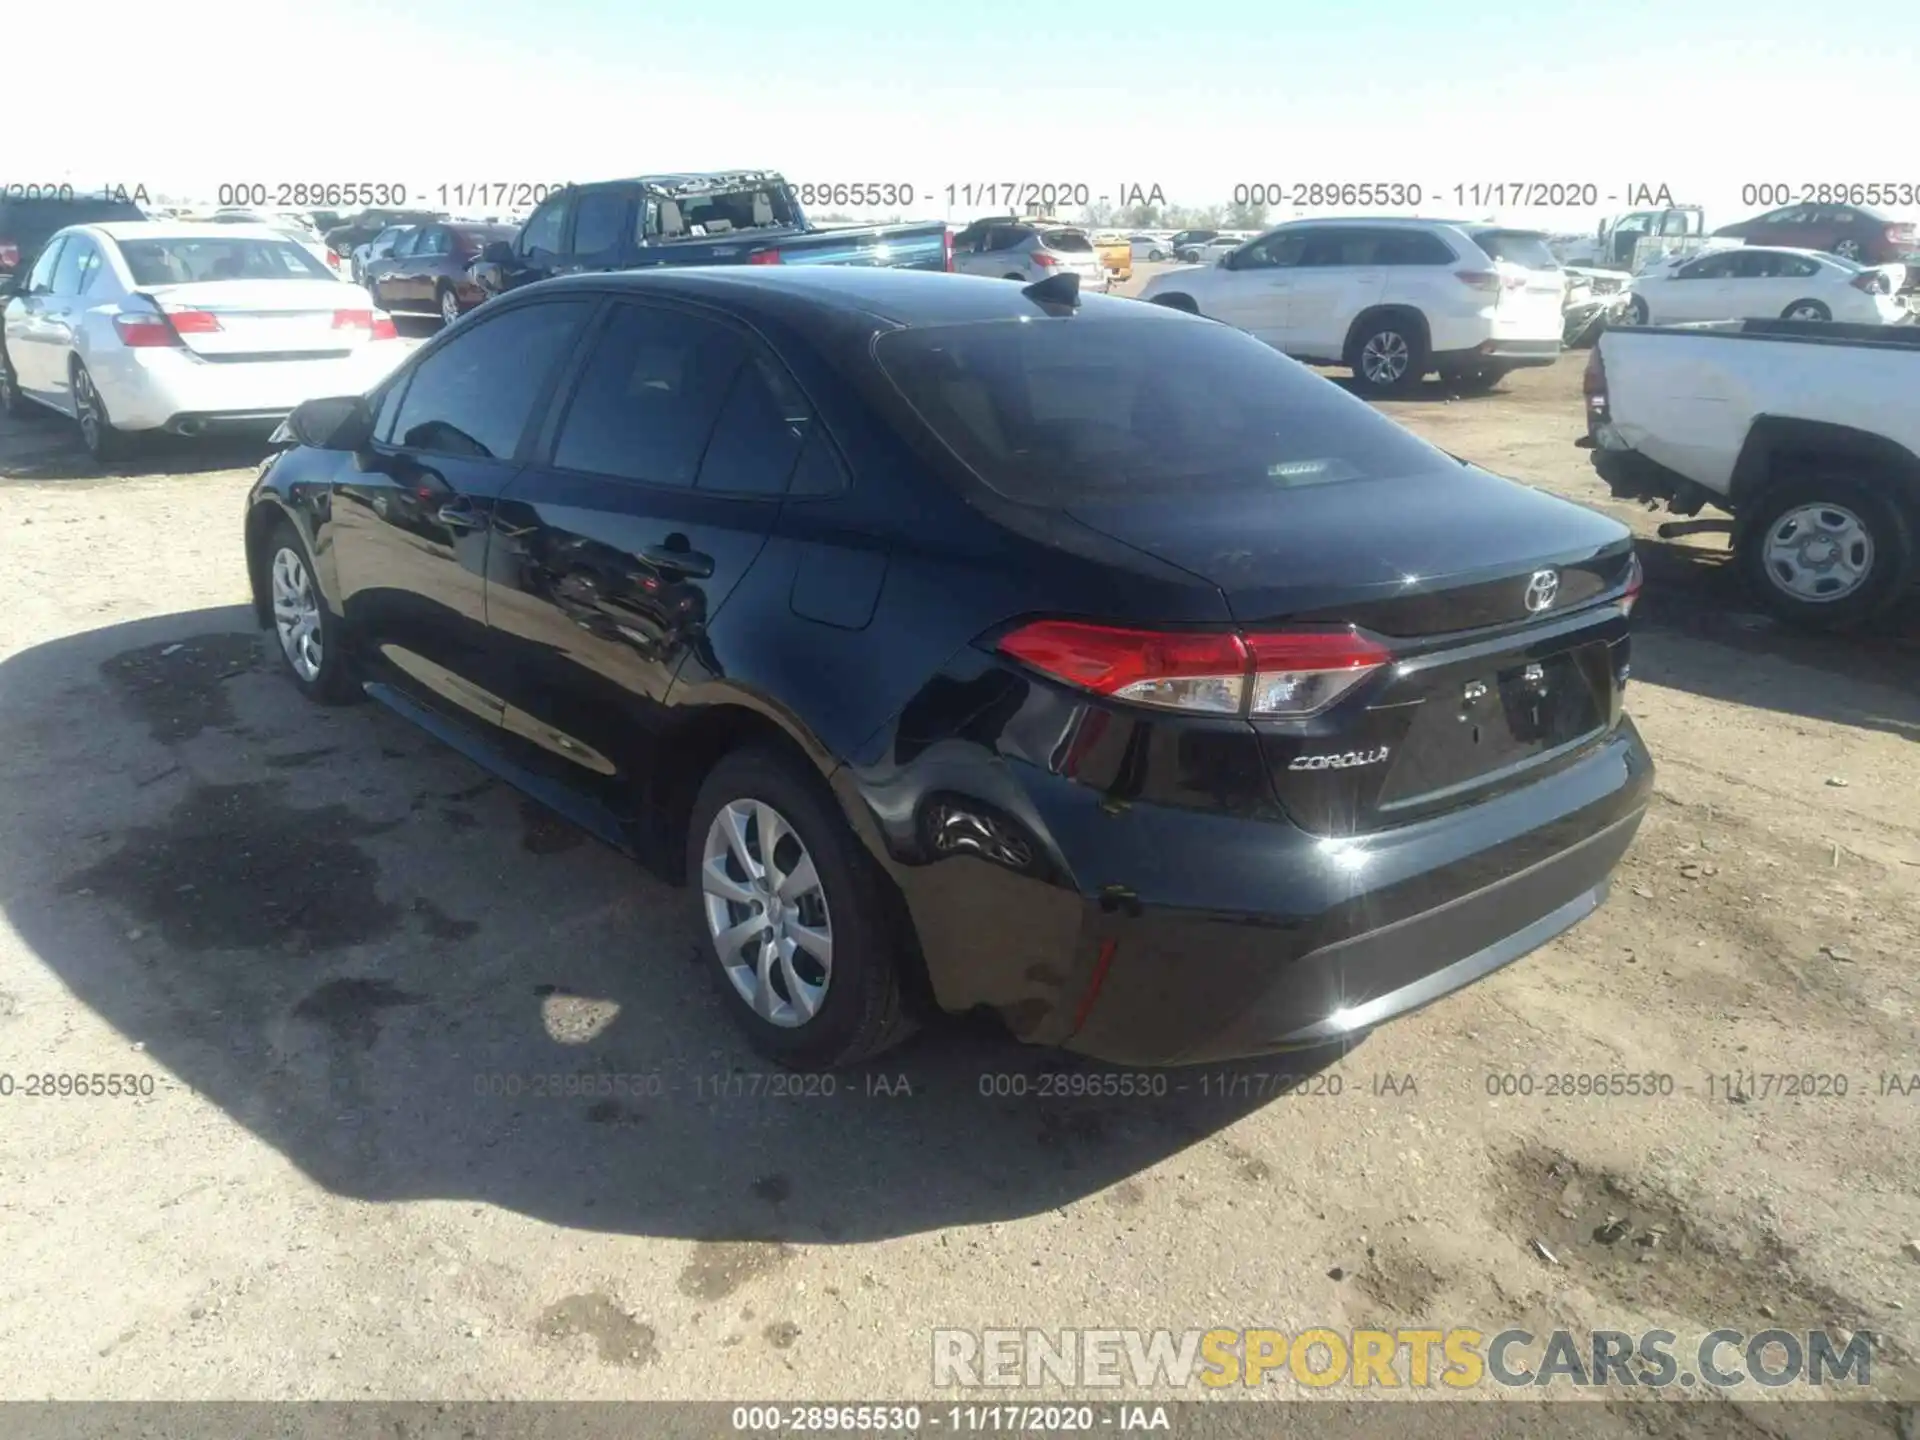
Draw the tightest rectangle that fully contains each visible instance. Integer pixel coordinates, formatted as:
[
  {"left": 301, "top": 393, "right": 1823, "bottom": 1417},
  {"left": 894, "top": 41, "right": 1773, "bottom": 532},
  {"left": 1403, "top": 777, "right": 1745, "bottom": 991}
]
[
  {"left": 1138, "top": 218, "right": 1565, "bottom": 395},
  {"left": 951, "top": 218, "right": 1111, "bottom": 292}
]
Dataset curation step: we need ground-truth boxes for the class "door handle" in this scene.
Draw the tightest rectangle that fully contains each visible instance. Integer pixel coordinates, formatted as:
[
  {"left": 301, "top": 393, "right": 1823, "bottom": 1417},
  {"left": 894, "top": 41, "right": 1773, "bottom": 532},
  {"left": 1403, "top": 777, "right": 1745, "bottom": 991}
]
[
  {"left": 641, "top": 542, "right": 715, "bottom": 579},
  {"left": 436, "top": 501, "right": 484, "bottom": 530}
]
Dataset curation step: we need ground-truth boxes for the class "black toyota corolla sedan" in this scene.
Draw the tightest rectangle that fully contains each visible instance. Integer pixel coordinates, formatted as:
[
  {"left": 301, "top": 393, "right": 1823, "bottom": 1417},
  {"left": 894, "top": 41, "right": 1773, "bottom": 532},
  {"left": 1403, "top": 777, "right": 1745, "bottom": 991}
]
[{"left": 244, "top": 266, "right": 1652, "bottom": 1070}]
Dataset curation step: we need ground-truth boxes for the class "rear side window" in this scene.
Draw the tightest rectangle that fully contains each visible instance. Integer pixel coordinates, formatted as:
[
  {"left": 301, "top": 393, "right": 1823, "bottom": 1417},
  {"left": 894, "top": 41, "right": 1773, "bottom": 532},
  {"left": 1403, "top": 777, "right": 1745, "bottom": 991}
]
[
  {"left": 873, "top": 317, "right": 1450, "bottom": 505},
  {"left": 1376, "top": 230, "right": 1456, "bottom": 265},
  {"left": 1470, "top": 229, "right": 1561, "bottom": 270},
  {"left": 569, "top": 190, "right": 629, "bottom": 256},
  {"left": 696, "top": 354, "right": 810, "bottom": 496},
  {"left": 1042, "top": 230, "right": 1093, "bottom": 253},
  {"left": 388, "top": 299, "right": 591, "bottom": 459},
  {"left": 551, "top": 303, "right": 749, "bottom": 487}
]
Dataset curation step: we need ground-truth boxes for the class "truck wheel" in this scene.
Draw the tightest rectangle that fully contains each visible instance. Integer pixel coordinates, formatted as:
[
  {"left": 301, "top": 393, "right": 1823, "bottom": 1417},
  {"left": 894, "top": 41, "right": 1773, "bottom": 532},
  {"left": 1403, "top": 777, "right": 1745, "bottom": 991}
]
[
  {"left": 1781, "top": 300, "right": 1830, "bottom": 322},
  {"left": 1735, "top": 472, "right": 1916, "bottom": 629}
]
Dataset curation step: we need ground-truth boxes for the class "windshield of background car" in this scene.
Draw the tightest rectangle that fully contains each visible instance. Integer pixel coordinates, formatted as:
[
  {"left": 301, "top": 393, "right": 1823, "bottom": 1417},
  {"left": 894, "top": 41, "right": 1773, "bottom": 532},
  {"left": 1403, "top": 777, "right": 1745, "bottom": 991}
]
[
  {"left": 116, "top": 237, "right": 337, "bottom": 285},
  {"left": 3, "top": 198, "right": 145, "bottom": 236},
  {"left": 873, "top": 317, "right": 1453, "bottom": 505},
  {"left": 1471, "top": 229, "right": 1561, "bottom": 270},
  {"left": 1041, "top": 229, "right": 1093, "bottom": 252},
  {"left": 675, "top": 186, "right": 798, "bottom": 235}
]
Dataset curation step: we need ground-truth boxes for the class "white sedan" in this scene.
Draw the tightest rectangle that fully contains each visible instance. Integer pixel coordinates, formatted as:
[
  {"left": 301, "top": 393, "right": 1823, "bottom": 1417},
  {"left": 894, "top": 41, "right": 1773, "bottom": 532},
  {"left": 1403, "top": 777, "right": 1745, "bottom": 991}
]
[
  {"left": 1626, "top": 245, "right": 1911, "bottom": 327},
  {"left": 1, "top": 222, "right": 407, "bottom": 461}
]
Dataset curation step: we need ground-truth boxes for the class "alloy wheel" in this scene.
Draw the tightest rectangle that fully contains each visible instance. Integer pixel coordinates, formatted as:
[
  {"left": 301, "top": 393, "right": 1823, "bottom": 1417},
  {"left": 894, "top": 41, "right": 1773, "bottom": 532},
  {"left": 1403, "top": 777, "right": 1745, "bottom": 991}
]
[
  {"left": 440, "top": 288, "right": 460, "bottom": 325},
  {"left": 1834, "top": 239, "right": 1862, "bottom": 260},
  {"left": 271, "top": 546, "right": 325, "bottom": 681},
  {"left": 1762, "top": 502, "right": 1874, "bottom": 602},
  {"left": 73, "top": 368, "right": 102, "bottom": 451},
  {"left": 1360, "top": 331, "right": 1410, "bottom": 385},
  {"left": 701, "top": 798, "right": 833, "bottom": 1028}
]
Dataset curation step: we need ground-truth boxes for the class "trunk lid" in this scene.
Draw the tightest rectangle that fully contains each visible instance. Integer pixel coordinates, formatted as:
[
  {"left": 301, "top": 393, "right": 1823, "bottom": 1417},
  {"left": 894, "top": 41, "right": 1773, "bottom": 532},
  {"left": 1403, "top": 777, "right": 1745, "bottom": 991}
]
[
  {"left": 139, "top": 279, "right": 375, "bottom": 359},
  {"left": 1064, "top": 469, "right": 1635, "bottom": 832},
  {"left": 1040, "top": 228, "right": 1107, "bottom": 284}
]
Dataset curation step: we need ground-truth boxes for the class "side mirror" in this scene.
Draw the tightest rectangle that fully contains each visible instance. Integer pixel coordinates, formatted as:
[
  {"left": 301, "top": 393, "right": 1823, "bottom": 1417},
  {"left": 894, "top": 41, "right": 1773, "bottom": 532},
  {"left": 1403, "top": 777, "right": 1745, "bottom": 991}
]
[
  {"left": 278, "top": 395, "right": 371, "bottom": 451},
  {"left": 480, "top": 241, "right": 514, "bottom": 265}
]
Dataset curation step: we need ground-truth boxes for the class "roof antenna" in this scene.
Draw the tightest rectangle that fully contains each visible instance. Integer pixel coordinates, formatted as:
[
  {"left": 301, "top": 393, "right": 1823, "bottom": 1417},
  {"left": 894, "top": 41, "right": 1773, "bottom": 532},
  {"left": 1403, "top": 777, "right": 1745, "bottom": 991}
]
[{"left": 1022, "top": 271, "right": 1081, "bottom": 309}]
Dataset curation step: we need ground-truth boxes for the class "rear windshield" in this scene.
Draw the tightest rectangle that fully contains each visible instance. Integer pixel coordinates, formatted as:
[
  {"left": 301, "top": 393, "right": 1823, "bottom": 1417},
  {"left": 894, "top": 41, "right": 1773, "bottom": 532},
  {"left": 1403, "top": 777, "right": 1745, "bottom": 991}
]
[
  {"left": 116, "top": 237, "right": 336, "bottom": 285},
  {"left": 1471, "top": 229, "right": 1561, "bottom": 271},
  {"left": 1042, "top": 229, "right": 1093, "bottom": 252},
  {"left": 872, "top": 317, "right": 1450, "bottom": 505},
  {"left": 661, "top": 186, "right": 798, "bottom": 236}
]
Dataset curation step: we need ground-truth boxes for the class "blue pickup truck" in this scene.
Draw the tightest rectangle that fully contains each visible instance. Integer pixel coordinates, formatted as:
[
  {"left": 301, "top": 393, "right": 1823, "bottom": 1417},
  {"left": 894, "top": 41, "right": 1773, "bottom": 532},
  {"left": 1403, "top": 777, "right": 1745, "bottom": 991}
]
[{"left": 468, "top": 170, "right": 950, "bottom": 299}]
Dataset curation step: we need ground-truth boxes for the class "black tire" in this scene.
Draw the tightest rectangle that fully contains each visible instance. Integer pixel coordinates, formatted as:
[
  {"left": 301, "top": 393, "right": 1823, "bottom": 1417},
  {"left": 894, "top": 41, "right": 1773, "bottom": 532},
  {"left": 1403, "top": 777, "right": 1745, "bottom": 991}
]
[
  {"left": 1733, "top": 471, "right": 1917, "bottom": 630},
  {"left": 1781, "top": 299, "right": 1830, "bottom": 322},
  {"left": 0, "top": 342, "right": 39, "bottom": 419},
  {"left": 1626, "top": 295, "right": 1650, "bottom": 327},
  {"left": 1148, "top": 248, "right": 1165, "bottom": 261},
  {"left": 262, "top": 518, "right": 360, "bottom": 703},
  {"left": 687, "top": 747, "right": 915, "bottom": 1070},
  {"left": 1002, "top": 272, "right": 1026, "bottom": 282},
  {"left": 1151, "top": 293, "right": 1199, "bottom": 314},
  {"left": 70, "top": 360, "right": 133, "bottom": 462},
  {"left": 1347, "top": 314, "right": 1429, "bottom": 397}
]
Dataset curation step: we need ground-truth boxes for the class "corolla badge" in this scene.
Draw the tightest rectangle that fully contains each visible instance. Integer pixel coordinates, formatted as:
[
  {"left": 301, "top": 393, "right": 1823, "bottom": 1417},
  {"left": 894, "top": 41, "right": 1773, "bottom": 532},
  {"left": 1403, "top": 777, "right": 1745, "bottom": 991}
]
[
  {"left": 1288, "top": 746, "right": 1391, "bottom": 772},
  {"left": 1524, "top": 568, "right": 1561, "bottom": 613}
]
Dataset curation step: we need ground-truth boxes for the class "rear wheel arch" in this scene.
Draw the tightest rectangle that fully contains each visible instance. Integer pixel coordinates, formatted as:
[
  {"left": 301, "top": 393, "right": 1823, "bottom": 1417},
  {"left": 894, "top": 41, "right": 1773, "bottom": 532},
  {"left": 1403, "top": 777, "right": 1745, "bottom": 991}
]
[
  {"left": 1150, "top": 292, "right": 1199, "bottom": 314},
  {"left": 1342, "top": 305, "right": 1431, "bottom": 367},
  {"left": 1728, "top": 416, "right": 1920, "bottom": 517}
]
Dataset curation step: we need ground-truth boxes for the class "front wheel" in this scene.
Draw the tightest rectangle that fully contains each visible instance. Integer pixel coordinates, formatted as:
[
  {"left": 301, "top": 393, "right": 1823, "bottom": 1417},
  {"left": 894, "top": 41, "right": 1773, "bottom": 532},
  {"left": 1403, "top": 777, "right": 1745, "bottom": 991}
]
[
  {"left": 688, "top": 748, "right": 915, "bottom": 1070},
  {"left": 1625, "top": 295, "right": 1650, "bottom": 327},
  {"left": 1347, "top": 317, "right": 1428, "bottom": 397},
  {"left": 437, "top": 283, "right": 462, "bottom": 326},
  {"left": 1734, "top": 473, "right": 1916, "bottom": 629},
  {"left": 1782, "top": 300, "right": 1830, "bottom": 322},
  {"left": 71, "top": 361, "right": 133, "bottom": 462}
]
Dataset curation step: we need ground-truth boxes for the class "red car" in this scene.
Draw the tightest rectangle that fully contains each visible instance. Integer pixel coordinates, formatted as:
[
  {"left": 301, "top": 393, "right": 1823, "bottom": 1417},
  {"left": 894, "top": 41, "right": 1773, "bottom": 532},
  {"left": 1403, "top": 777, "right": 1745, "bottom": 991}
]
[
  {"left": 1713, "top": 202, "right": 1920, "bottom": 268},
  {"left": 363, "top": 221, "right": 517, "bottom": 326}
]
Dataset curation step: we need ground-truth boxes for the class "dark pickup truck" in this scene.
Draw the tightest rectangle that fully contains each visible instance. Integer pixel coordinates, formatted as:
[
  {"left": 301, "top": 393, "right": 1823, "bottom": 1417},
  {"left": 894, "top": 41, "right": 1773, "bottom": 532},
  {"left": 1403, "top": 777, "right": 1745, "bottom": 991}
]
[{"left": 467, "top": 170, "right": 951, "bottom": 299}]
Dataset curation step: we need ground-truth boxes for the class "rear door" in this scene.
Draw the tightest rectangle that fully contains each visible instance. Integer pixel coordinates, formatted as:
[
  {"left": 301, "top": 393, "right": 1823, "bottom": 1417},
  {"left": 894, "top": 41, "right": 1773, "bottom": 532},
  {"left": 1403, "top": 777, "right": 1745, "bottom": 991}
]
[
  {"left": 327, "top": 296, "right": 595, "bottom": 725},
  {"left": 1285, "top": 227, "right": 1388, "bottom": 358},
  {"left": 484, "top": 298, "right": 804, "bottom": 785},
  {"left": 1725, "top": 249, "right": 1804, "bottom": 318}
]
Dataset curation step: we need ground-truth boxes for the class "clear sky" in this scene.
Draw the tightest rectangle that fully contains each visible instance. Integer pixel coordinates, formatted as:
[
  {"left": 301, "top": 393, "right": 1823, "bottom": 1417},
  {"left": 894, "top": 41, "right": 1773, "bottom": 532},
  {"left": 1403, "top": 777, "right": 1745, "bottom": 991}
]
[{"left": 27, "top": 0, "right": 1920, "bottom": 231}]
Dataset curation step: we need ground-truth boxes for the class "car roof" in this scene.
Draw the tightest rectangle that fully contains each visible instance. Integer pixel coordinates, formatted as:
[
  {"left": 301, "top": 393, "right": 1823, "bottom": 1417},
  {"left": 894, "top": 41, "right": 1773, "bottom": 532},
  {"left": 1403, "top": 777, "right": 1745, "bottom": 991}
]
[
  {"left": 89, "top": 221, "right": 292, "bottom": 241},
  {"left": 517, "top": 266, "right": 1194, "bottom": 331},
  {"left": 581, "top": 171, "right": 782, "bottom": 195}
]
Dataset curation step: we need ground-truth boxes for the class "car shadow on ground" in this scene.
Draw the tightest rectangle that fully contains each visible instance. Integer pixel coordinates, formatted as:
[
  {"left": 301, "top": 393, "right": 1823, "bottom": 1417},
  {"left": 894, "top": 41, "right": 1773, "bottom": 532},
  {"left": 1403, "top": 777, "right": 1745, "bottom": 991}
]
[
  {"left": 0, "top": 420, "right": 274, "bottom": 482},
  {"left": 0, "top": 607, "right": 1338, "bottom": 1244},
  {"left": 1627, "top": 533, "right": 1920, "bottom": 743}
]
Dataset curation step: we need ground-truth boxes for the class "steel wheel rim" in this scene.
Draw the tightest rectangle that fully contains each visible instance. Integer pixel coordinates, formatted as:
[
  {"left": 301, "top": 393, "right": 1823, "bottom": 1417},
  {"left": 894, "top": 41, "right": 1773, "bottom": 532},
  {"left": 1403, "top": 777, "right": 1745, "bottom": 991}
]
[
  {"left": 1361, "top": 331, "right": 1409, "bottom": 384},
  {"left": 701, "top": 798, "right": 832, "bottom": 1028},
  {"left": 1763, "top": 502, "right": 1874, "bottom": 602},
  {"left": 271, "top": 546, "right": 324, "bottom": 680},
  {"left": 440, "top": 289, "right": 459, "bottom": 324},
  {"left": 1787, "top": 304, "right": 1825, "bottom": 321}
]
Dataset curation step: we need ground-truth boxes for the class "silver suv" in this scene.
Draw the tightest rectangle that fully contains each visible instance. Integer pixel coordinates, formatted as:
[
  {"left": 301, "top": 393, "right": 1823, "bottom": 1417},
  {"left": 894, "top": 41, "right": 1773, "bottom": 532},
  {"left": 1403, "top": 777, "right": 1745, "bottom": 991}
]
[{"left": 951, "top": 218, "right": 1111, "bottom": 291}]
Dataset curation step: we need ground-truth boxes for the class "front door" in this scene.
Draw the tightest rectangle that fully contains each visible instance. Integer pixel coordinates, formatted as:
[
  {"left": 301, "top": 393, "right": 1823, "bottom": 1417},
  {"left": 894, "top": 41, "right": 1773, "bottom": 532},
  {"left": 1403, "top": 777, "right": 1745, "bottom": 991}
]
[
  {"left": 1286, "top": 227, "right": 1388, "bottom": 357},
  {"left": 326, "top": 295, "right": 595, "bottom": 726}
]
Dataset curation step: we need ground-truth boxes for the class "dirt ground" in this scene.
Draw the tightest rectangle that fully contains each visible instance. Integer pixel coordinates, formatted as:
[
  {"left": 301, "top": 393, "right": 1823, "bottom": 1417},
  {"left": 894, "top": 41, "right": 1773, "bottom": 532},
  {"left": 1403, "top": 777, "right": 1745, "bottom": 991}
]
[{"left": 2, "top": 283, "right": 1918, "bottom": 1431}]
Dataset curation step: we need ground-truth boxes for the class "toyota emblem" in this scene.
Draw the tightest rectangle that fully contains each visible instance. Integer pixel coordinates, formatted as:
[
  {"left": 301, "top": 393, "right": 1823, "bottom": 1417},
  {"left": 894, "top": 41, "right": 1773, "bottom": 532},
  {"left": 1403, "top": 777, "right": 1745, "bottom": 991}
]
[{"left": 1523, "top": 569, "right": 1561, "bottom": 613}]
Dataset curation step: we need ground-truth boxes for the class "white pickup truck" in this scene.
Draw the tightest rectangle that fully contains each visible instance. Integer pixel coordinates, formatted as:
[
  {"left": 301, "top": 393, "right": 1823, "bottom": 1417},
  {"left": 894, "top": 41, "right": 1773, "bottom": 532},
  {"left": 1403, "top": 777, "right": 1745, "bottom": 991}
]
[{"left": 1582, "top": 318, "right": 1920, "bottom": 628}]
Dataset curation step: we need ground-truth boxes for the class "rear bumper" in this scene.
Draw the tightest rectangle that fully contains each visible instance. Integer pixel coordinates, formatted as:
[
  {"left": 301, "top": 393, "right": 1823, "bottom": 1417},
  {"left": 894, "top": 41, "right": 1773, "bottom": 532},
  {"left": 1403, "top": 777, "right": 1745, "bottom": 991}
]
[
  {"left": 1437, "top": 338, "right": 1562, "bottom": 369},
  {"left": 90, "top": 344, "right": 408, "bottom": 432},
  {"left": 856, "top": 714, "right": 1653, "bottom": 1068}
]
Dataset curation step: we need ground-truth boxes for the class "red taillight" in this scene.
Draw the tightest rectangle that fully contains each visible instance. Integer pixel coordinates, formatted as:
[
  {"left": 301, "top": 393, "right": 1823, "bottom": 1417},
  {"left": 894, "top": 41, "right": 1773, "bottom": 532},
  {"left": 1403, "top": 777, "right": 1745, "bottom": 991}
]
[
  {"left": 943, "top": 227, "right": 955, "bottom": 273},
  {"left": 167, "top": 308, "right": 222, "bottom": 334},
  {"left": 748, "top": 249, "right": 783, "bottom": 265},
  {"left": 1242, "top": 630, "right": 1390, "bottom": 716},
  {"left": 371, "top": 313, "right": 398, "bottom": 340},
  {"left": 1622, "top": 551, "right": 1644, "bottom": 615},
  {"left": 1454, "top": 269, "right": 1501, "bottom": 293},
  {"left": 0, "top": 242, "right": 19, "bottom": 269},
  {"left": 994, "top": 620, "right": 1387, "bottom": 717},
  {"left": 1031, "top": 252, "right": 1059, "bottom": 269},
  {"left": 113, "top": 312, "right": 183, "bottom": 347},
  {"left": 333, "top": 308, "right": 399, "bottom": 340},
  {"left": 1887, "top": 225, "right": 1913, "bottom": 244},
  {"left": 1583, "top": 345, "right": 1608, "bottom": 416}
]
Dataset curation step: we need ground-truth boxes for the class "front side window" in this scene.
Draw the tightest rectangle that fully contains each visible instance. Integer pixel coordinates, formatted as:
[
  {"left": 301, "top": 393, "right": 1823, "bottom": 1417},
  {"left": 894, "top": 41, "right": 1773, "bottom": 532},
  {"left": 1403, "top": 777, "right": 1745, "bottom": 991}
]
[
  {"left": 50, "top": 237, "right": 96, "bottom": 296},
  {"left": 1234, "top": 232, "right": 1306, "bottom": 270},
  {"left": 27, "top": 237, "right": 67, "bottom": 293},
  {"left": 568, "top": 190, "right": 629, "bottom": 256},
  {"left": 520, "top": 195, "right": 569, "bottom": 255},
  {"left": 388, "top": 300, "right": 591, "bottom": 460},
  {"left": 551, "top": 303, "right": 752, "bottom": 487}
]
